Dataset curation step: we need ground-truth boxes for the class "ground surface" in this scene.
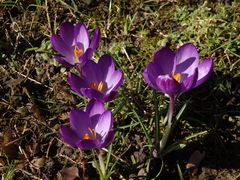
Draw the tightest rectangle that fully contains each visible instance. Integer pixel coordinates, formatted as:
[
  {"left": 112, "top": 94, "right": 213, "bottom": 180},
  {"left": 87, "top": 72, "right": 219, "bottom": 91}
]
[{"left": 0, "top": 0, "right": 240, "bottom": 179}]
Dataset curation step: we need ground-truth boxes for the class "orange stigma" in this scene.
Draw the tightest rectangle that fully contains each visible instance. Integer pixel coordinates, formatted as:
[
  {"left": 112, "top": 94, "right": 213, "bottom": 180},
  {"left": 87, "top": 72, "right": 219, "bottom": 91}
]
[
  {"left": 82, "top": 133, "right": 90, "bottom": 140},
  {"left": 90, "top": 82, "right": 97, "bottom": 89},
  {"left": 82, "top": 128, "right": 97, "bottom": 140},
  {"left": 74, "top": 46, "right": 83, "bottom": 60},
  {"left": 172, "top": 72, "right": 181, "bottom": 83}
]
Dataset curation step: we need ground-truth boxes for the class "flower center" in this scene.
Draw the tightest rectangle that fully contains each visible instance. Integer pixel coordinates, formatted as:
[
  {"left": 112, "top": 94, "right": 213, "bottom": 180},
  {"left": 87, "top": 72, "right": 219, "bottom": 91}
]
[
  {"left": 172, "top": 72, "right": 181, "bottom": 83},
  {"left": 82, "top": 128, "right": 97, "bottom": 140},
  {"left": 74, "top": 45, "right": 84, "bottom": 60},
  {"left": 90, "top": 81, "right": 104, "bottom": 92}
]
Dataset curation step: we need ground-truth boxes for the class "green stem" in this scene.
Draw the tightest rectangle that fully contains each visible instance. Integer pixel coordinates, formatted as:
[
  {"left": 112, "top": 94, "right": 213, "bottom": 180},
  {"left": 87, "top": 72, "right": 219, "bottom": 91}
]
[
  {"left": 163, "top": 104, "right": 170, "bottom": 125},
  {"left": 154, "top": 92, "right": 159, "bottom": 145},
  {"left": 160, "top": 95, "right": 175, "bottom": 154},
  {"left": 97, "top": 150, "right": 106, "bottom": 178}
]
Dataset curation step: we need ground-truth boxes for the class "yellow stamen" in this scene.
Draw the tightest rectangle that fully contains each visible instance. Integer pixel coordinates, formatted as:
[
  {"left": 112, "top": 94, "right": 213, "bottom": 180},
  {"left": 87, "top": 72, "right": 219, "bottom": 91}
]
[
  {"left": 93, "top": 130, "right": 96, "bottom": 139},
  {"left": 90, "top": 81, "right": 104, "bottom": 92},
  {"left": 74, "top": 46, "right": 83, "bottom": 60},
  {"left": 90, "top": 82, "right": 97, "bottom": 89},
  {"left": 97, "top": 81, "right": 103, "bottom": 92},
  {"left": 172, "top": 72, "right": 181, "bottom": 83},
  {"left": 88, "top": 128, "right": 97, "bottom": 139}
]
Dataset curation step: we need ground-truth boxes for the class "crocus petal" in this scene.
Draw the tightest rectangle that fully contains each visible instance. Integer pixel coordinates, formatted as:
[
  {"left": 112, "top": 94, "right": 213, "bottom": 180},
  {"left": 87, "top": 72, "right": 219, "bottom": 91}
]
[
  {"left": 153, "top": 47, "right": 175, "bottom": 74},
  {"left": 106, "top": 70, "right": 124, "bottom": 94},
  {"left": 80, "top": 88, "right": 104, "bottom": 100},
  {"left": 175, "top": 43, "right": 199, "bottom": 75},
  {"left": 81, "top": 60, "right": 102, "bottom": 83},
  {"left": 181, "top": 68, "right": 198, "bottom": 92},
  {"left": 143, "top": 62, "right": 163, "bottom": 89},
  {"left": 70, "top": 109, "right": 91, "bottom": 137},
  {"left": 99, "top": 130, "right": 114, "bottom": 148},
  {"left": 95, "top": 110, "right": 113, "bottom": 138},
  {"left": 79, "top": 48, "right": 93, "bottom": 64},
  {"left": 143, "top": 66, "right": 155, "bottom": 89},
  {"left": 74, "top": 22, "right": 90, "bottom": 51},
  {"left": 86, "top": 99, "right": 106, "bottom": 118},
  {"left": 60, "top": 22, "right": 74, "bottom": 46},
  {"left": 90, "top": 27, "right": 100, "bottom": 50},
  {"left": 194, "top": 57, "right": 213, "bottom": 88},
  {"left": 59, "top": 126, "right": 80, "bottom": 147},
  {"left": 98, "top": 54, "right": 115, "bottom": 80},
  {"left": 156, "top": 75, "right": 181, "bottom": 95},
  {"left": 55, "top": 56, "right": 74, "bottom": 67},
  {"left": 68, "top": 72, "right": 88, "bottom": 95},
  {"left": 77, "top": 139, "right": 100, "bottom": 150},
  {"left": 50, "top": 34, "right": 74, "bottom": 61},
  {"left": 86, "top": 100, "right": 106, "bottom": 127}
]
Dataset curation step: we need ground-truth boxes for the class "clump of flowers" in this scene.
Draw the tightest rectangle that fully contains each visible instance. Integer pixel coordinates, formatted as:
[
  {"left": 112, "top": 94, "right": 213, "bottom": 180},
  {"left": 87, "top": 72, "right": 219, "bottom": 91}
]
[
  {"left": 143, "top": 43, "right": 213, "bottom": 153},
  {"left": 51, "top": 21, "right": 214, "bottom": 179},
  {"left": 51, "top": 21, "right": 123, "bottom": 179}
]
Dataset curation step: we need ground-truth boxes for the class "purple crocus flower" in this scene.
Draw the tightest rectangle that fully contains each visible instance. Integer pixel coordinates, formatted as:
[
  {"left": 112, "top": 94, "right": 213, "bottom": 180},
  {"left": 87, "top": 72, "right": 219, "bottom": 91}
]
[
  {"left": 143, "top": 43, "right": 213, "bottom": 97},
  {"left": 68, "top": 54, "right": 124, "bottom": 102},
  {"left": 143, "top": 43, "right": 213, "bottom": 153},
  {"left": 60, "top": 100, "right": 114, "bottom": 150},
  {"left": 50, "top": 22, "right": 100, "bottom": 67}
]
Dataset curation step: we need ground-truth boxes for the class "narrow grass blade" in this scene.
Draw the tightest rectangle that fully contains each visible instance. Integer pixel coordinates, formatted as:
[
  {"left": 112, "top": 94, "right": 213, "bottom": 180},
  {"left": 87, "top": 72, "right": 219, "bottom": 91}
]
[
  {"left": 177, "top": 163, "right": 184, "bottom": 180},
  {"left": 132, "top": 109, "right": 152, "bottom": 147},
  {"left": 162, "top": 130, "right": 208, "bottom": 156}
]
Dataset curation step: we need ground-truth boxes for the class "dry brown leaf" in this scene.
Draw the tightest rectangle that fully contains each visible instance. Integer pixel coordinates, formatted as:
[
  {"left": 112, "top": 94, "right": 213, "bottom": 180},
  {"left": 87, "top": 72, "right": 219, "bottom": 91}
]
[
  {"left": 15, "top": 159, "right": 28, "bottom": 170},
  {"left": 27, "top": 103, "right": 45, "bottom": 122},
  {"left": 2, "top": 129, "right": 19, "bottom": 160},
  {"left": 25, "top": 138, "right": 39, "bottom": 157},
  {"left": 57, "top": 166, "right": 79, "bottom": 180},
  {"left": 186, "top": 150, "right": 206, "bottom": 176},
  {"left": 31, "top": 157, "right": 46, "bottom": 170}
]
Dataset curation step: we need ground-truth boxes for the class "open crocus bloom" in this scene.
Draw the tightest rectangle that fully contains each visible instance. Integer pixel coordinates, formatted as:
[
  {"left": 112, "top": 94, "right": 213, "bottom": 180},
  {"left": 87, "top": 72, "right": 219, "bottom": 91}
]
[
  {"left": 60, "top": 100, "right": 114, "bottom": 150},
  {"left": 68, "top": 54, "right": 124, "bottom": 102},
  {"left": 50, "top": 22, "right": 100, "bottom": 67},
  {"left": 143, "top": 43, "right": 213, "bottom": 97}
]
